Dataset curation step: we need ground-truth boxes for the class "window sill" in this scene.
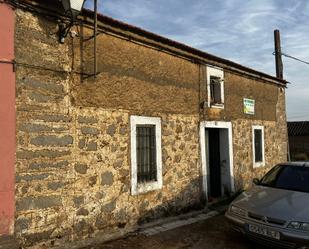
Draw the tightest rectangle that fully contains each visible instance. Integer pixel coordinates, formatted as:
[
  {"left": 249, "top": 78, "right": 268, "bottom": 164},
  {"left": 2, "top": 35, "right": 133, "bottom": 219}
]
[
  {"left": 210, "top": 103, "right": 224, "bottom": 109},
  {"left": 131, "top": 180, "right": 162, "bottom": 195},
  {"left": 253, "top": 162, "right": 265, "bottom": 168}
]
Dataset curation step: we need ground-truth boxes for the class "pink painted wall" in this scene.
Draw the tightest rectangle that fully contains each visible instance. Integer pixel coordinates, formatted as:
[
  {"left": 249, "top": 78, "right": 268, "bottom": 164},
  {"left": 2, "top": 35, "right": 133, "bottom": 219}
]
[{"left": 0, "top": 2, "right": 15, "bottom": 235}]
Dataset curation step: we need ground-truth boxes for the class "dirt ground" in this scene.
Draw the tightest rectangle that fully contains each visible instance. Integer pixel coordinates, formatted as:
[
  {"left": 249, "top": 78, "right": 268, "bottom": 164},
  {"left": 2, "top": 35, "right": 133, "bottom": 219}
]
[{"left": 82, "top": 214, "right": 263, "bottom": 249}]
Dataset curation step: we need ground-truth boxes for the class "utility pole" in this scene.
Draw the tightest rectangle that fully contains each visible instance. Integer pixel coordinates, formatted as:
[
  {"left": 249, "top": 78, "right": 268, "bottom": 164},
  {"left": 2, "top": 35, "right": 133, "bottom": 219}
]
[
  {"left": 274, "top": 29, "right": 290, "bottom": 161},
  {"left": 274, "top": 29, "right": 283, "bottom": 79}
]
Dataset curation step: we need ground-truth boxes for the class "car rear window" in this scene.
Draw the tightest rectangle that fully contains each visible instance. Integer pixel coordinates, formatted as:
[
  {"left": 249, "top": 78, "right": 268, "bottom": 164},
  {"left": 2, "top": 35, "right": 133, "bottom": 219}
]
[{"left": 260, "top": 165, "right": 309, "bottom": 193}]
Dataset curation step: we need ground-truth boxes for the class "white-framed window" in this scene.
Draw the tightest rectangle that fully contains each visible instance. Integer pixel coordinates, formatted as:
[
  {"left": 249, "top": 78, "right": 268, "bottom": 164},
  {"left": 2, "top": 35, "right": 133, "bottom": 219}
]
[
  {"left": 130, "top": 115, "right": 162, "bottom": 195},
  {"left": 207, "top": 66, "right": 224, "bottom": 108},
  {"left": 252, "top": 125, "right": 265, "bottom": 167}
]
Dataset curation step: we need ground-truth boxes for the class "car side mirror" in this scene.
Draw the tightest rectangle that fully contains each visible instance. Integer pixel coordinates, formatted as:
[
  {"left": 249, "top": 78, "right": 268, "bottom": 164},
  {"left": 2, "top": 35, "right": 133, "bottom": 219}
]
[{"left": 253, "top": 178, "right": 260, "bottom": 185}]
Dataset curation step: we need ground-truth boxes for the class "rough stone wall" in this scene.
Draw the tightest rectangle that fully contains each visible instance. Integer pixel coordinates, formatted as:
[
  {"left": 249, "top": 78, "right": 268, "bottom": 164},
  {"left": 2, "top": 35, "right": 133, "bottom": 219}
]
[
  {"left": 16, "top": 107, "right": 201, "bottom": 248},
  {"left": 233, "top": 88, "right": 288, "bottom": 190},
  {"left": 15, "top": 9, "right": 72, "bottom": 247},
  {"left": 71, "top": 27, "right": 200, "bottom": 115},
  {"left": 14, "top": 6, "right": 287, "bottom": 248},
  {"left": 15, "top": 9, "right": 201, "bottom": 248},
  {"left": 202, "top": 71, "right": 280, "bottom": 122}
]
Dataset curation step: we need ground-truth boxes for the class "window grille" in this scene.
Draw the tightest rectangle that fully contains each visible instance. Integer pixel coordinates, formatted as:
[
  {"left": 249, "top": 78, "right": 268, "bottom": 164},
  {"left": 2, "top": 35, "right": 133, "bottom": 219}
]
[{"left": 136, "top": 125, "right": 157, "bottom": 183}]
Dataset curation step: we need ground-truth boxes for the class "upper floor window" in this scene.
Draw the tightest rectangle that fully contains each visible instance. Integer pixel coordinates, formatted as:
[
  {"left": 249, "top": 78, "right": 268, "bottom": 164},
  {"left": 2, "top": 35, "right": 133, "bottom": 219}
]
[
  {"left": 207, "top": 67, "right": 224, "bottom": 108},
  {"left": 252, "top": 125, "right": 265, "bottom": 167}
]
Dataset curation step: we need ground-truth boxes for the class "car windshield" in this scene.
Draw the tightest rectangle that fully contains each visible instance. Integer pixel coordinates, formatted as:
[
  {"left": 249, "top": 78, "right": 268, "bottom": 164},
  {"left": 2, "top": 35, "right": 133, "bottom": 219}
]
[{"left": 259, "top": 164, "right": 309, "bottom": 193}]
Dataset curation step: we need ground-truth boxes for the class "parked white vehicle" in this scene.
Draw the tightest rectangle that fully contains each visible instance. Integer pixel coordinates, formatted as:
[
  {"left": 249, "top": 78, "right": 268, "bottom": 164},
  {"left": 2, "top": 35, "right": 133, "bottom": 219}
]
[{"left": 226, "top": 162, "right": 309, "bottom": 249}]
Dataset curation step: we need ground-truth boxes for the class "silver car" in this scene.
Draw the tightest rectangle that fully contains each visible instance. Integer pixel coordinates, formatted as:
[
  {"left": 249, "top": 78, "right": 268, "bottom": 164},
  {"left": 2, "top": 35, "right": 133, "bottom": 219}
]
[{"left": 225, "top": 162, "right": 309, "bottom": 249}]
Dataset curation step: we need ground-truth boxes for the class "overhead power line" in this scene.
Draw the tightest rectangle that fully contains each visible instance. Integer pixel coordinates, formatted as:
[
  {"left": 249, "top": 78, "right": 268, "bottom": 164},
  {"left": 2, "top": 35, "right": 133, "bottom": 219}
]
[{"left": 273, "top": 52, "right": 309, "bottom": 66}]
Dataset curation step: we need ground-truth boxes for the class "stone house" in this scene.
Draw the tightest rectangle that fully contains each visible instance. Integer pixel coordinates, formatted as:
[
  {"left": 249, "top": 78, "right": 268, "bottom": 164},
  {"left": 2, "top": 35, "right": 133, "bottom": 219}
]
[
  {"left": 288, "top": 121, "right": 309, "bottom": 160},
  {"left": 0, "top": 0, "right": 288, "bottom": 248}
]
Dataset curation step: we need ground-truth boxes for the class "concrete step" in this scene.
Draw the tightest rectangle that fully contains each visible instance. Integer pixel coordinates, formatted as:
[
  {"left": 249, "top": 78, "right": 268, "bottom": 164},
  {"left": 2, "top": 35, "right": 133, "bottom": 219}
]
[{"left": 0, "top": 235, "right": 20, "bottom": 249}]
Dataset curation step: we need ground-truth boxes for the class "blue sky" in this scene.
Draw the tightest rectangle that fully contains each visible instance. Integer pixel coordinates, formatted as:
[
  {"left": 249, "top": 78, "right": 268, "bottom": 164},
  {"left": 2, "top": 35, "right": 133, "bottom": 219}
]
[{"left": 85, "top": 0, "right": 309, "bottom": 121}]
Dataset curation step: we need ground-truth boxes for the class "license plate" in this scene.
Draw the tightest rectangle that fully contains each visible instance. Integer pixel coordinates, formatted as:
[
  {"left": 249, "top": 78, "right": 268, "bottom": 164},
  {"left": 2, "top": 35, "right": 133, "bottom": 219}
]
[{"left": 248, "top": 224, "right": 280, "bottom": 240}]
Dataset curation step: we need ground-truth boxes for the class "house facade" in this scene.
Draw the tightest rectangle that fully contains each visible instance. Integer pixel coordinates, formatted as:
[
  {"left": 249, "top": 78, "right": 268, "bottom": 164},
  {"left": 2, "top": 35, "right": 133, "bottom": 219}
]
[{"left": 0, "top": 0, "right": 288, "bottom": 248}]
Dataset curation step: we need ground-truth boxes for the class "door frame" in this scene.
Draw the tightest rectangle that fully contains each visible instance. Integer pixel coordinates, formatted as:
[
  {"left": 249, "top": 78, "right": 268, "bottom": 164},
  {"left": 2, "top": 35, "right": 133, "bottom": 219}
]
[{"left": 200, "top": 121, "right": 235, "bottom": 199}]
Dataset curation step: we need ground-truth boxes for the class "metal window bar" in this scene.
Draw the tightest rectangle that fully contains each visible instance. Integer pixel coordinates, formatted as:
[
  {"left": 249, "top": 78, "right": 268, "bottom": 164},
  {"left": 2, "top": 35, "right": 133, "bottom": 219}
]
[
  {"left": 254, "top": 129, "right": 263, "bottom": 162},
  {"left": 136, "top": 125, "right": 157, "bottom": 183},
  {"left": 210, "top": 76, "right": 222, "bottom": 104}
]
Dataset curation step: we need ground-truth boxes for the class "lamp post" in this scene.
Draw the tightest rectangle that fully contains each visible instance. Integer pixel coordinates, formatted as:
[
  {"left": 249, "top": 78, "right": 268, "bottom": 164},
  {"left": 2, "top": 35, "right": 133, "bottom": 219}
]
[
  {"left": 59, "top": 0, "right": 86, "bottom": 43},
  {"left": 59, "top": 0, "right": 98, "bottom": 77}
]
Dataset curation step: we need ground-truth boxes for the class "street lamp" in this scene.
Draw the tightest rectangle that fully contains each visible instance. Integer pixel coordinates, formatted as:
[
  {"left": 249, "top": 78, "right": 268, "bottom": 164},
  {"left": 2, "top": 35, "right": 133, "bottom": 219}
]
[
  {"left": 58, "top": 0, "right": 98, "bottom": 78},
  {"left": 59, "top": 0, "right": 86, "bottom": 43},
  {"left": 61, "top": 0, "right": 86, "bottom": 20}
]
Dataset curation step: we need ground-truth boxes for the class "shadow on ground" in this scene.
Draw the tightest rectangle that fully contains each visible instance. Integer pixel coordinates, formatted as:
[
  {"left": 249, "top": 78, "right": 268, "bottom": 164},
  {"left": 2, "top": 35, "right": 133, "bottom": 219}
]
[{"left": 83, "top": 214, "right": 263, "bottom": 249}]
